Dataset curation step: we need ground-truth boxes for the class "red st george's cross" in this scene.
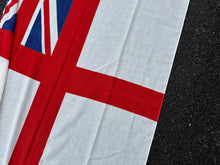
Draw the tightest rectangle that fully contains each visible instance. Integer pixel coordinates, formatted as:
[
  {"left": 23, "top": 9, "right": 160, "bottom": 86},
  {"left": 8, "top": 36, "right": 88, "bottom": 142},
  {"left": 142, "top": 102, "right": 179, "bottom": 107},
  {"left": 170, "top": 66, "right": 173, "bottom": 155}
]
[{"left": 2, "top": 0, "right": 164, "bottom": 164}]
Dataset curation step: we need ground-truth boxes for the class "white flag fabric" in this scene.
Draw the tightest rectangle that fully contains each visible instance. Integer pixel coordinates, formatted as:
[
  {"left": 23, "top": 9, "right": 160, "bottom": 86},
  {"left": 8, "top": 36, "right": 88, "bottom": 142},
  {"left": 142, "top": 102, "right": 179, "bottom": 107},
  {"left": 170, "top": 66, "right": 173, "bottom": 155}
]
[{"left": 0, "top": 0, "right": 189, "bottom": 164}]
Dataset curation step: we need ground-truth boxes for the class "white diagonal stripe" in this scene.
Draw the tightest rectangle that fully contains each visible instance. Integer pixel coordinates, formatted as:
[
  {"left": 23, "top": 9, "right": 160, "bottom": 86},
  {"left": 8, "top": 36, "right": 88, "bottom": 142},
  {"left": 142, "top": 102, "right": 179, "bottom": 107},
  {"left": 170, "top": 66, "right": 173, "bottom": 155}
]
[
  {"left": 41, "top": 3, "right": 45, "bottom": 54},
  {"left": 0, "top": 3, "right": 18, "bottom": 28},
  {"left": 18, "top": 0, "right": 24, "bottom": 9},
  {"left": 49, "top": 0, "right": 58, "bottom": 54},
  {"left": 2, "top": 0, "right": 13, "bottom": 14},
  {"left": 21, "top": 0, "right": 44, "bottom": 46}
]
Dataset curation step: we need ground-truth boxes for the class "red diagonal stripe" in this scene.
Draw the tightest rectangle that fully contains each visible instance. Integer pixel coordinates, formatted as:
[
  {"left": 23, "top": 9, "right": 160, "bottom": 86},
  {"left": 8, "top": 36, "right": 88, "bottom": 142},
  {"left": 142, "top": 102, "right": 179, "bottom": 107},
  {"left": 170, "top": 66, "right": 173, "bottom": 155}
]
[{"left": 0, "top": 0, "right": 18, "bottom": 21}]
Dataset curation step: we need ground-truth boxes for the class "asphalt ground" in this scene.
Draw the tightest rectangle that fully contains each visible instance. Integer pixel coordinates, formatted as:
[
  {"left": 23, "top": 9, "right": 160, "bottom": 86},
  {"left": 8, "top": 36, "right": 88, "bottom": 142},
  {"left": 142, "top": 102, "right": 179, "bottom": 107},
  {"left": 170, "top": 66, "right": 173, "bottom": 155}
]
[{"left": 0, "top": 0, "right": 219, "bottom": 164}]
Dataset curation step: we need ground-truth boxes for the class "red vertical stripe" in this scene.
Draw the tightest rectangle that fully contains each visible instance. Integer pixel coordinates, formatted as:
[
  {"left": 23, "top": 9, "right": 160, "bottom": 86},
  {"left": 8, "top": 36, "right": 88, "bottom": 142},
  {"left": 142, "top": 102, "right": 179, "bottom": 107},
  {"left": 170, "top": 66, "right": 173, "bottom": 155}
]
[
  {"left": 8, "top": 0, "right": 101, "bottom": 164},
  {"left": 0, "top": 29, "right": 13, "bottom": 60},
  {"left": 43, "top": 0, "right": 51, "bottom": 56}
]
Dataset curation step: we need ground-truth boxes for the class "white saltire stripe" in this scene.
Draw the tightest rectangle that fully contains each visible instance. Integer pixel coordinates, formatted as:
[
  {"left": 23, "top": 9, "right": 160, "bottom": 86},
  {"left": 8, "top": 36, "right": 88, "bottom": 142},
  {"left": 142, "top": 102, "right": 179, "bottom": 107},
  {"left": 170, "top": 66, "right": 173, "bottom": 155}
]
[
  {"left": 41, "top": 3, "right": 45, "bottom": 54},
  {"left": 49, "top": 0, "right": 58, "bottom": 54},
  {"left": 21, "top": 0, "right": 45, "bottom": 53},
  {"left": 2, "top": 0, "right": 13, "bottom": 14},
  {"left": 3, "top": 0, "right": 24, "bottom": 15},
  {"left": 0, "top": 3, "right": 18, "bottom": 28},
  {"left": 18, "top": 0, "right": 23, "bottom": 9}
]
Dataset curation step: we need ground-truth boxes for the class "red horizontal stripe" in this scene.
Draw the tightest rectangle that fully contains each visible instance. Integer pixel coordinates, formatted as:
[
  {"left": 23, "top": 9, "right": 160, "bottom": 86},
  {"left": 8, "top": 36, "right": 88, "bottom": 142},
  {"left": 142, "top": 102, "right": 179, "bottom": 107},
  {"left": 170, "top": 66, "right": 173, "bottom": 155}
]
[{"left": 67, "top": 67, "right": 164, "bottom": 121}]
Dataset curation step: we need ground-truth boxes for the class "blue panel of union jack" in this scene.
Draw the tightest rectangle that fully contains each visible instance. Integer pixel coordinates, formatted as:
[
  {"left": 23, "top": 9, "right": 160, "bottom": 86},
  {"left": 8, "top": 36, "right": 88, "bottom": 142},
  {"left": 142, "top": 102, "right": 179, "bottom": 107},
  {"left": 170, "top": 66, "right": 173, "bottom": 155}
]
[{"left": 21, "top": 0, "right": 73, "bottom": 54}]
